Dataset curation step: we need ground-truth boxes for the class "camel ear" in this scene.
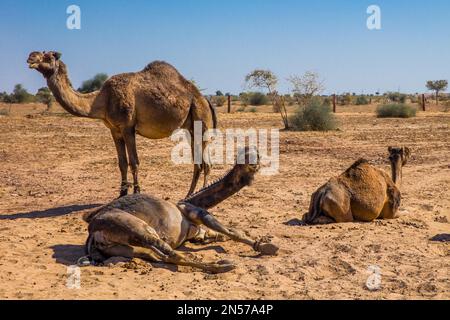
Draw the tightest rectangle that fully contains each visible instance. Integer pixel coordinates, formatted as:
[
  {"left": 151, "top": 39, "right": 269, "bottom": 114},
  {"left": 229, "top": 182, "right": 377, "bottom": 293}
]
[
  {"left": 403, "top": 147, "right": 411, "bottom": 158},
  {"left": 388, "top": 146, "right": 393, "bottom": 153},
  {"left": 53, "top": 52, "right": 62, "bottom": 60}
]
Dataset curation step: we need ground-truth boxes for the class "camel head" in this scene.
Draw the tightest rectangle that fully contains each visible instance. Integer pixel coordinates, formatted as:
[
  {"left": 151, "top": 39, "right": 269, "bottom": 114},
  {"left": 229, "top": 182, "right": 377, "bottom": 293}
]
[
  {"left": 232, "top": 146, "right": 261, "bottom": 186},
  {"left": 388, "top": 146, "right": 411, "bottom": 166},
  {"left": 27, "top": 51, "right": 62, "bottom": 78}
]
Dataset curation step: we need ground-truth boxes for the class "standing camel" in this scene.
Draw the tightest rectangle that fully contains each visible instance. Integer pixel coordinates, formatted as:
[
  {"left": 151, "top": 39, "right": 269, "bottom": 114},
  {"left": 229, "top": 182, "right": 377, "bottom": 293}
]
[
  {"left": 27, "top": 51, "right": 216, "bottom": 197},
  {"left": 303, "top": 147, "right": 411, "bottom": 224}
]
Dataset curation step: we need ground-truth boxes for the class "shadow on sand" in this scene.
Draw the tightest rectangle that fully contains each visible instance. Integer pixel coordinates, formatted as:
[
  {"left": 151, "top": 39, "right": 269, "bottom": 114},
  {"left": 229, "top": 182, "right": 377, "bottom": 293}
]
[
  {"left": 0, "top": 204, "right": 101, "bottom": 220},
  {"left": 51, "top": 244, "right": 86, "bottom": 266}
]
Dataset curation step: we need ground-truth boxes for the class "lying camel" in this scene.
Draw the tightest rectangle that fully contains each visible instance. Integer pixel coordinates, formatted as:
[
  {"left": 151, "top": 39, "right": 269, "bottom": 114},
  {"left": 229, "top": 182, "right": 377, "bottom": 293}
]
[
  {"left": 83, "top": 148, "right": 279, "bottom": 273},
  {"left": 303, "top": 147, "right": 411, "bottom": 224}
]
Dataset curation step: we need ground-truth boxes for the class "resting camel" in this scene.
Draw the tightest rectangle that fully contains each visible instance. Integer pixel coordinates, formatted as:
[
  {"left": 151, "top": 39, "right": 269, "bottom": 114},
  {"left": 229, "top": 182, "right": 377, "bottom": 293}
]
[
  {"left": 82, "top": 148, "right": 279, "bottom": 273},
  {"left": 303, "top": 147, "right": 411, "bottom": 224},
  {"left": 27, "top": 51, "right": 216, "bottom": 197}
]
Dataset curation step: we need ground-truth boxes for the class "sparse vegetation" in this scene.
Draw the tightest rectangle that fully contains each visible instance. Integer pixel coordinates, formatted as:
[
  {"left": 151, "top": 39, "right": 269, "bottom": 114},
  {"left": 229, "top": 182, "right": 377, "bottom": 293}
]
[
  {"left": 35, "top": 87, "right": 54, "bottom": 112},
  {"left": 245, "top": 69, "right": 289, "bottom": 129},
  {"left": 386, "top": 92, "right": 407, "bottom": 104},
  {"left": 78, "top": 73, "right": 108, "bottom": 93},
  {"left": 212, "top": 95, "right": 226, "bottom": 107},
  {"left": 339, "top": 93, "right": 352, "bottom": 106},
  {"left": 355, "top": 95, "right": 370, "bottom": 105},
  {"left": 290, "top": 97, "right": 337, "bottom": 131},
  {"left": 426, "top": 80, "right": 448, "bottom": 105},
  {"left": 287, "top": 71, "right": 325, "bottom": 107},
  {"left": 248, "top": 92, "right": 269, "bottom": 106},
  {"left": 376, "top": 103, "right": 417, "bottom": 118}
]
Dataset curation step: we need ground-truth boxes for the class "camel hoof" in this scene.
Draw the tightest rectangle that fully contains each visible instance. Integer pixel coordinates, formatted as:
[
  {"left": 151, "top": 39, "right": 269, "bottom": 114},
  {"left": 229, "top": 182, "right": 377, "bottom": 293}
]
[{"left": 257, "top": 243, "right": 279, "bottom": 256}]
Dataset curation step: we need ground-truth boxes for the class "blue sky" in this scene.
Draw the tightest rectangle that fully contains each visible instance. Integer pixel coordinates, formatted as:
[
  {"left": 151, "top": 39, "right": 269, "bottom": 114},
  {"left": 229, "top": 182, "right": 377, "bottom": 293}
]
[{"left": 1, "top": 0, "right": 449, "bottom": 95}]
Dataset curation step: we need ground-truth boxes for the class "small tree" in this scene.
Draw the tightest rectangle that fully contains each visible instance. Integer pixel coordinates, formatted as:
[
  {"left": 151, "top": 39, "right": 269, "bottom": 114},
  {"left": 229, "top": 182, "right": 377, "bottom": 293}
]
[
  {"left": 426, "top": 80, "right": 448, "bottom": 105},
  {"left": 78, "top": 73, "right": 108, "bottom": 93},
  {"left": 245, "top": 69, "right": 289, "bottom": 129},
  {"left": 287, "top": 71, "right": 325, "bottom": 106},
  {"left": 11, "top": 84, "right": 35, "bottom": 103},
  {"left": 36, "top": 87, "right": 54, "bottom": 112},
  {"left": 215, "top": 90, "right": 224, "bottom": 96}
]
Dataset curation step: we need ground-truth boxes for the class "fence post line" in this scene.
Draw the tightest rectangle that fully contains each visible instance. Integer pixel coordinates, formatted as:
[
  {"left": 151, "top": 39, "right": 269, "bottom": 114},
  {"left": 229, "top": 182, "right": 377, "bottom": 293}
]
[
  {"left": 332, "top": 94, "right": 337, "bottom": 113},
  {"left": 227, "top": 95, "right": 231, "bottom": 113},
  {"left": 422, "top": 94, "right": 426, "bottom": 112}
]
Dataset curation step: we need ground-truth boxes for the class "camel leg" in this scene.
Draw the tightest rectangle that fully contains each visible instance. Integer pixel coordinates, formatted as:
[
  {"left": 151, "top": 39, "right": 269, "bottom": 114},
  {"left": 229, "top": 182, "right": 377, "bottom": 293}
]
[
  {"left": 187, "top": 164, "right": 202, "bottom": 196},
  {"left": 189, "top": 226, "right": 227, "bottom": 244},
  {"left": 111, "top": 129, "right": 129, "bottom": 198},
  {"left": 321, "top": 192, "right": 354, "bottom": 223},
  {"left": 89, "top": 209, "right": 235, "bottom": 273},
  {"left": 122, "top": 127, "right": 140, "bottom": 194},
  {"left": 179, "top": 203, "right": 279, "bottom": 255}
]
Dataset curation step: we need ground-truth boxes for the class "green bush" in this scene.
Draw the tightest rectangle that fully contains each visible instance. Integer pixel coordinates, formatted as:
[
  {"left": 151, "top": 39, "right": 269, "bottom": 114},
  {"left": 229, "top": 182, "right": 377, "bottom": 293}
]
[
  {"left": 376, "top": 104, "right": 417, "bottom": 118},
  {"left": 212, "top": 95, "right": 227, "bottom": 107},
  {"left": 355, "top": 95, "right": 370, "bottom": 105},
  {"left": 78, "top": 73, "right": 108, "bottom": 93},
  {"left": 289, "top": 98, "right": 337, "bottom": 131},
  {"left": 249, "top": 107, "right": 257, "bottom": 113},
  {"left": 248, "top": 92, "right": 269, "bottom": 106}
]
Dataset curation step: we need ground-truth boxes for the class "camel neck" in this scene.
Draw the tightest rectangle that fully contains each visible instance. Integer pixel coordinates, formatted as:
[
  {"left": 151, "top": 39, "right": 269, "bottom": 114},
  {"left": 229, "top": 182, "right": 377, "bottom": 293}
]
[
  {"left": 46, "top": 62, "right": 104, "bottom": 119},
  {"left": 391, "top": 159, "right": 402, "bottom": 188},
  {"left": 182, "top": 167, "right": 254, "bottom": 209}
]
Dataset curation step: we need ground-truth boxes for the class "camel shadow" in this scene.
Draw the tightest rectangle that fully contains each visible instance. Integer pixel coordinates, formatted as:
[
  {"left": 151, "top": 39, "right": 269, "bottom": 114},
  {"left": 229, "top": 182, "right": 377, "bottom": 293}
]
[
  {"left": 51, "top": 244, "right": 185, "bottom": 273},
  {"left": 430, "top": 234, "right": 450, "bottom": 242},
  {"left": 51, "top": 244, "right": 86, "bottom": 266},
  {"left": 0, "top": 204, "right": 101, "bottom": 220},
  {"left": 284, "top": 218, "right": 307, "bottom": 226}
]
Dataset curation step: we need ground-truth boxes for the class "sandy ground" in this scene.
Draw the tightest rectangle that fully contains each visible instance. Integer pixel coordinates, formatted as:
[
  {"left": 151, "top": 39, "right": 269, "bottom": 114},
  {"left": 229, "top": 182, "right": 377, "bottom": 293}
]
[{"left": 0, "top": 103, "right": 449, "bottom": 300}]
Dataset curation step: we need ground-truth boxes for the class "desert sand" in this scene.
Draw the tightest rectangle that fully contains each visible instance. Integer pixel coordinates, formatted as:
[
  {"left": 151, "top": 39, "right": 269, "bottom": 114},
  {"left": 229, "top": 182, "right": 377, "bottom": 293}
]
[{"left": 0, "top": 103, "right": 448, "bottom": 299}]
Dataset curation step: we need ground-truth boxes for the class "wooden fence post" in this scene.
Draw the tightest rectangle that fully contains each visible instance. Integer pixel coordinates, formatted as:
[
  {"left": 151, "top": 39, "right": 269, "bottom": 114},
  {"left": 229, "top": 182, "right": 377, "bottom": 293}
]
[
  {"left": 332, "top": 94, "right": 337, "bottom": 113},
  {"left": 422, "top": 94, "right": 426, "bottom": 112},
  {"left": 227, "top": 95, "right": 231, "bottom": 113}
]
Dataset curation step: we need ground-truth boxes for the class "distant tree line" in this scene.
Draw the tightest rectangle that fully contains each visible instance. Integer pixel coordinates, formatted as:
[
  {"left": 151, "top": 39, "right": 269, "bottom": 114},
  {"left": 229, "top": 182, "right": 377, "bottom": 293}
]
[{"left": 0, "top": 73, "right": 108, "bottom": 111}]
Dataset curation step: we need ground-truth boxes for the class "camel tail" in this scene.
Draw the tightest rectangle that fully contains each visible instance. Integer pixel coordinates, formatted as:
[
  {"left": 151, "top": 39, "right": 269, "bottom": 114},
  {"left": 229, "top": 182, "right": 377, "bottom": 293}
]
[
  {"left": 82, "top": 205, "right": 106, "bottom": 223},
  {"left": 304, "top": 188, "right": 327, "bottom": 224},
  {"left": 207, "top": 98, "right": 218, "bottom": 129}
]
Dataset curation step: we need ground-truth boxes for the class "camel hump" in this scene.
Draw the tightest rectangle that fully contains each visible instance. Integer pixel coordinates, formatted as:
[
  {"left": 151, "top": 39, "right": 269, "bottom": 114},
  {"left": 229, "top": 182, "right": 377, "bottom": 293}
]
[
  {"left": 142, "top": 60, "right": 179, "bottom": 74},
  {"left": 348, "top": 158, "right": 369, "bottom": 170}
]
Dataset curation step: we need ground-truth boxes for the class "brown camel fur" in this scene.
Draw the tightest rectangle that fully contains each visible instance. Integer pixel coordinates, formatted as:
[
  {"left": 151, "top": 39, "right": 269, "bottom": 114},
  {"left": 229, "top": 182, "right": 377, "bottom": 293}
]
[
  {"left": 82, "top": 147, "right": 279, "bottom": 273},
  {"left": 27, "top": 51, "right": 216, "bottom": 197},
  {"left": 303, "top": 147, "right": 411, "bottom": 224}
]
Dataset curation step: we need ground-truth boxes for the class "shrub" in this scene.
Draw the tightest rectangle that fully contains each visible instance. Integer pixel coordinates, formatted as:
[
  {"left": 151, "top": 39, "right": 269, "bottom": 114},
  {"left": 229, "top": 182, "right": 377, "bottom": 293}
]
[
  {"left": 0, "top": 109, "right": 9, "bottom": 116},
  {"left": 289, "top": 98, "right": 337, "bottom": 131},
  {"left": 355, "top": 95, "right": 370, "bottom": 105},
  {"left": 249, "top": 107, "right": 257, "bottom": 113},
  {"left": 339, "top": 93, "right": 352, "bottom": 106},
  {"left": 212, "top": 95, "right": 226, "bottom": 107},
  {"left": 376, "top": 103, "right": 417, "bottom": 118},
  {"left": 78, "top": 73, "right": 108, "bottom": 93},
  {"left": 248, "top": 92, "right": 269, "bottom": 106}
]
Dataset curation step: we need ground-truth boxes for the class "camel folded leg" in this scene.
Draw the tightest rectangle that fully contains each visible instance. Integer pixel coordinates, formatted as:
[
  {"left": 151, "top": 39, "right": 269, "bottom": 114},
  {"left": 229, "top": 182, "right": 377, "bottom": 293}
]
[
  {"left": 178, "top": 203, "right": 279, "bottom": 255},
  {"left": 88, "top": 209, "right": 235, "bottom": 273}
]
